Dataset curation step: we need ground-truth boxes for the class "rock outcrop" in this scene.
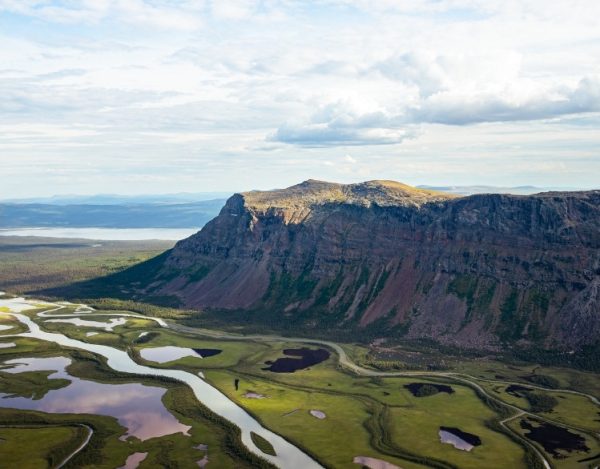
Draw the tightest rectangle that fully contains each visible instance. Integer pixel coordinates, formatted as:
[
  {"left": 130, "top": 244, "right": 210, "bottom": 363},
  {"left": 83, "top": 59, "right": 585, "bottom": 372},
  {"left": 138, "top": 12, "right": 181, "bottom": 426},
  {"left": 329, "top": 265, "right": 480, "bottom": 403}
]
[{"left": 143, "top": 179, "right": 600, "bottom": 350}]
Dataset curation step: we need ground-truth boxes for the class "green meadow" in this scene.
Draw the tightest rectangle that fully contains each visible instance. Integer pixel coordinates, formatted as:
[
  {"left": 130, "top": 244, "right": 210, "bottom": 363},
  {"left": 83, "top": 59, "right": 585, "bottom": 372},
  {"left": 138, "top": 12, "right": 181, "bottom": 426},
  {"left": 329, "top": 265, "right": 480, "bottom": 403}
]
[{"left": 0, "top": 300, "right": 598, "bottom": 469}]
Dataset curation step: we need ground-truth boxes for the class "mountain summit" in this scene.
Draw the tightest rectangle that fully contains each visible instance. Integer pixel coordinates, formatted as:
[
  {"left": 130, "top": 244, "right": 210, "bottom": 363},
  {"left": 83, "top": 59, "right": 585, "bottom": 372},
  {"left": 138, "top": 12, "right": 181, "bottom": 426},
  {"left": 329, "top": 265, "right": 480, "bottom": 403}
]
[
  {"left": 243, "top": 179, "right": 454, "bottom": 208},
  {"left": 125, "top": 180, "right": 599, "bottom": 352}
]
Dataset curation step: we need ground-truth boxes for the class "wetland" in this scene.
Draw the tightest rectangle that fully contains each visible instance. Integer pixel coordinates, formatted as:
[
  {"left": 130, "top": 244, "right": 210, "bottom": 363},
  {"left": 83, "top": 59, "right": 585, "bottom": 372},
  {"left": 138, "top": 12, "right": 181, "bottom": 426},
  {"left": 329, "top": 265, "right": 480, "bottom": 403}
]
[{"left": 0, "top": 295, "right": 598, "bottom": 469}]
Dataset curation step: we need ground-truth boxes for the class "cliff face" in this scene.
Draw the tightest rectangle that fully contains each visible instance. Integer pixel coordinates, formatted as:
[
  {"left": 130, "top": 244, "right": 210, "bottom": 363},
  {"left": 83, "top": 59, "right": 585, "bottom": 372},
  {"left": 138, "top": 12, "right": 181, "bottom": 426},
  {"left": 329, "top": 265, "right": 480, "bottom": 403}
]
[{"left": 148, "top": 180, "right": 600, "bottom": 350}]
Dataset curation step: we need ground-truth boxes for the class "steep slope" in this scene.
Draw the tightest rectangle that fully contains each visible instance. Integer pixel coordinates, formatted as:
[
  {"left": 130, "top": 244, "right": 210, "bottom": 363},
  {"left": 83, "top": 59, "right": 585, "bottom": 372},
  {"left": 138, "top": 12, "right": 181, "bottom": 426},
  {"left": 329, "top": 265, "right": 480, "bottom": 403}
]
[{"left": 142, "top": 180, "right": 600, "bottom": 351}]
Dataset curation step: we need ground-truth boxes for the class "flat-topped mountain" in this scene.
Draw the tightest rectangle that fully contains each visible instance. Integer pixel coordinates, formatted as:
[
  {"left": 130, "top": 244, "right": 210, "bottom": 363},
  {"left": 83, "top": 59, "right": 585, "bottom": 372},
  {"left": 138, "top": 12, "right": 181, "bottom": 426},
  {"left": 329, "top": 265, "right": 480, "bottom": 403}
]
[{"left": 107, "top": 180, "right": 600, "bottom": 352}]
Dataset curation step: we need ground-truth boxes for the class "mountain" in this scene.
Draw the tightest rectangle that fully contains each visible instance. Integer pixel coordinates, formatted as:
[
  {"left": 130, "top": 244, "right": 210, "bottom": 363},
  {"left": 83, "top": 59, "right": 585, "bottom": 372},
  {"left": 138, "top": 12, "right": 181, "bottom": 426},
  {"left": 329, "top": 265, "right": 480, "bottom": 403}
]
[
  {"left": 86, "top": 180, "right": 600, "bottom": 352},
  {"left": 0, "top": 200, "right": 226, "bottom": 229}
]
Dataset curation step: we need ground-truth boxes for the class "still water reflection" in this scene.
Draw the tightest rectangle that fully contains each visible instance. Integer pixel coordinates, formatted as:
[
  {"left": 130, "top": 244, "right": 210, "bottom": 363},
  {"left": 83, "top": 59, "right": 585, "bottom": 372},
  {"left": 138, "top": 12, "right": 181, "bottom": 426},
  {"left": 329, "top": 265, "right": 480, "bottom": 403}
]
[{"left": 0, "top": 356, "right": 191, "bottom": 441}]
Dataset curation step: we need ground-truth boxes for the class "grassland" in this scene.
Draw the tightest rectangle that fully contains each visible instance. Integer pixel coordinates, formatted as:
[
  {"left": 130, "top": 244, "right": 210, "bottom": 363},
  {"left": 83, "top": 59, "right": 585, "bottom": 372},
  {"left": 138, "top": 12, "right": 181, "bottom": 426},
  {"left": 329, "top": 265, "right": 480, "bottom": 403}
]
[
  {"left": 130, "top": 319, "right": 599, "bottom": 469},
  {"left": 0, "top": 236, "right": 171, "bottom": 294},
  {"left": 0, "top": 425, "right": 85, "bottom": 469},
  {"left": 1, "top": 293, "right": 599, "bottom": 468}
]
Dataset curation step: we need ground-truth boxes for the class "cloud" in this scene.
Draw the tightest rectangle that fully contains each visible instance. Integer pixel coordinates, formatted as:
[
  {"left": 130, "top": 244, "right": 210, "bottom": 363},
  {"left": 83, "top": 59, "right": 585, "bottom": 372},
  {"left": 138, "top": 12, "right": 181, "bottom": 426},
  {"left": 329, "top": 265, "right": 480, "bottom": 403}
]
[
  {"left": 1, "top": 0, "right": 600, "bottom": 196},
  {"left": 372, "top": 52, "right": 448, "bottom": 97},
  {"left": 272, "top": 124, "right": 412, "bottom": 146},
  {"left": 211, "top": 0, "right": 255, "bottom": 20},
  {"left": 272, "top": 46, "right": 600, "bottom": 145},
  {"left": 271, "top": 101, "right": 413, "bottom": 146},
  {"left": 0, "top": 0, "right": 203, "bottom": 30},
  {"left": 411, "top": 76, "right": 600, "bottom": 125}
]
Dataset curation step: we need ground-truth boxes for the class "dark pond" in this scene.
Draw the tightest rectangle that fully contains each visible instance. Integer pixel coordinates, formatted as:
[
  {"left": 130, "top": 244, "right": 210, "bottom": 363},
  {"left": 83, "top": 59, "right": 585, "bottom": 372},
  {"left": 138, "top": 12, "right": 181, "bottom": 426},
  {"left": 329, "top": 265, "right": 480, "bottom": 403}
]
[
  {"left": 505, "top": 384, "right": 531, "bottom": 396},
  {"left": 439, "top": 426, "right": 482, "bottom": 448},
  {"left": 263, "top": 348, "right": 330, "bottom": 373},
  {"left": 193, "top": 348, "right": 222, "bottom": 358},
  {"left": 404, "top": 382, "right": 454, "bottom": 397},
  {"left": 520, "top": 418, "right": 589, "bottom": 458}
]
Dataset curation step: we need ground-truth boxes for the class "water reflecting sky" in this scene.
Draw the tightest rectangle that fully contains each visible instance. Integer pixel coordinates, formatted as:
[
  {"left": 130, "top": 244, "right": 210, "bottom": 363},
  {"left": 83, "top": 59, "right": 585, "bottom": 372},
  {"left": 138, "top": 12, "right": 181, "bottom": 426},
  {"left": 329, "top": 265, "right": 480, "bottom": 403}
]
[{"left": 0, "top": 357, "right": 190, "bottom": 441}]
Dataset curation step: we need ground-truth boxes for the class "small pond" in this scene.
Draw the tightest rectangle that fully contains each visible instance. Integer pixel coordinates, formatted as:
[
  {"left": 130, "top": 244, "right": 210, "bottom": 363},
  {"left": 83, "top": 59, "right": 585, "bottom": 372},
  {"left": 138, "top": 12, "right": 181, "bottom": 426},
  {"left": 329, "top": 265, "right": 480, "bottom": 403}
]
[
  {"left": 309, "top": 410, "right": 326, "bottom": 419},
  {"left": 0, "top": 356, "right": 191, "bottom": 441},
  {"left": 520, "top": 418, "right": 589, "bottom": 458},
  {"left": 140, "top": 346, "right": 222, "bottom": 363},
  {"left": 438, "top": 427, "right": 481, "bottom": 451},
  {"left": 404, "top": 382, "right": 454, "bottom": 397},
  {"left": 263, "top": 348, "right": 330, "bottom": 373},
  {"left": 119, "top": 452, "right": 148, "bottom": 469},
  {"left": 194, "top": 348, "right": 222, "bottom": 358}
]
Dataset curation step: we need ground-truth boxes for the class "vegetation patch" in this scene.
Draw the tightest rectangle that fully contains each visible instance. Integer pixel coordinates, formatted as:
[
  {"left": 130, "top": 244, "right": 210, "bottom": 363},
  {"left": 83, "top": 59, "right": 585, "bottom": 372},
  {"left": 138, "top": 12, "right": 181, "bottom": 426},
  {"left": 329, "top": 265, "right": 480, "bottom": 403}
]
[
  {"left": 521, "top": 374, "right": 560, "bottom": 389},
  {"left": 0, "top": 369, "right": 70, "bottom": 400},
  {"left": 404, "top": 382, "right": 454, "bottom": 397},
  {"left": 0, "top": 424, "right": 87, "bottom": 468},
  {"left": 523, "top": 392, "right": 558, "bottom": 413},
  {"left": 250, "top": 431, "right": 277, "bottom": 456},
  {"left": 0, "top": 236, "right": 171, "bottom": 295}
]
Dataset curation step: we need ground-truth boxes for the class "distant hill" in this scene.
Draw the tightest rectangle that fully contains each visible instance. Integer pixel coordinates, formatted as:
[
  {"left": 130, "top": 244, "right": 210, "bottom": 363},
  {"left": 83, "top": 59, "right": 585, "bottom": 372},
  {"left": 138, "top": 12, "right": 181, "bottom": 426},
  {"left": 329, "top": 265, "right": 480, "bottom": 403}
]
[
  {"left": 2, "top": 192, "right": 232, "bottom": 205},
  {"left": 0, "top": 199, "right": 226, "bottom": 229},
  {"left": 416, "top": 185, "right": 583, "bottom": 195}
]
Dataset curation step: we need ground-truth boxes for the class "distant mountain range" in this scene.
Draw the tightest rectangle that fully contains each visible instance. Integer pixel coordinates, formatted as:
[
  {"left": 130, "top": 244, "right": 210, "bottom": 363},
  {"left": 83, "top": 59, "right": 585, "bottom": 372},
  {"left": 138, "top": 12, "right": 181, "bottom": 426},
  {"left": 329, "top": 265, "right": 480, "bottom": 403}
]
[
  {"left": 0, "top": 199, "right": 227, "bottom": 229},
  {"left": 1, "top": 192, "right": 232, "bottom": 205}
]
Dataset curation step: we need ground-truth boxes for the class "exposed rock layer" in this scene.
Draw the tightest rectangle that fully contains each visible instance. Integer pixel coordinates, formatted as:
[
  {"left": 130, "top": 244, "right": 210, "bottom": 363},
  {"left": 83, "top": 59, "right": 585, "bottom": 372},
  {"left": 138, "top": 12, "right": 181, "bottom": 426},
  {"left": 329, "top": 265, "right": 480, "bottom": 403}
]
[{"left": 149, "top": 180, "right": 600, "bottom": 350}]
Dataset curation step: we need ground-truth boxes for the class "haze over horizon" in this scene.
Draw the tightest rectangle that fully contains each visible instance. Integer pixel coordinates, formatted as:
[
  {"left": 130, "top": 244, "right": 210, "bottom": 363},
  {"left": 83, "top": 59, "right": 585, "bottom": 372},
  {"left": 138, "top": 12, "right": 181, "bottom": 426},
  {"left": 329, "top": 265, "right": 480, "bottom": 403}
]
[
  {"left": 1, "top": 0, "right": 600, "bottom": 198},
  {"left": 0, "top": 182, "right": 591, "bottom": 203}
]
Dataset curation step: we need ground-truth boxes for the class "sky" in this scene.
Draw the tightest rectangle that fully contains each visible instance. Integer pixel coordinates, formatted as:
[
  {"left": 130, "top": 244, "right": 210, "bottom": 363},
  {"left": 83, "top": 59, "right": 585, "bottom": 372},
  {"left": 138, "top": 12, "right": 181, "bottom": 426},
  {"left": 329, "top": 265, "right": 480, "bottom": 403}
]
[{"left": 1, "top": 0, "right": 599, "bottom": 198}]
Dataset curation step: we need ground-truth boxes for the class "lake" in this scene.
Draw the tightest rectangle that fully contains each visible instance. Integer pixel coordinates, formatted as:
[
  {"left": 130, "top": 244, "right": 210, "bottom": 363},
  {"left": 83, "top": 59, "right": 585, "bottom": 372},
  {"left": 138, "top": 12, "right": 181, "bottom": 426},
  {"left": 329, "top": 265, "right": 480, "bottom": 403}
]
[{"left": 0, "top": 227, "right": 200, "bottom": 240}]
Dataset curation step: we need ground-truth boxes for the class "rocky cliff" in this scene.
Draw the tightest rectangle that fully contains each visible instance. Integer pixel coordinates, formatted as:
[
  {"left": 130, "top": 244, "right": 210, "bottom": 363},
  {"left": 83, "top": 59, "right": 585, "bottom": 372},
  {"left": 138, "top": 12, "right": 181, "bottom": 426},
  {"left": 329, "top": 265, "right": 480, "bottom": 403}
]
[{"left": 143, "top": 179, "right": 600, "bottom": 350}]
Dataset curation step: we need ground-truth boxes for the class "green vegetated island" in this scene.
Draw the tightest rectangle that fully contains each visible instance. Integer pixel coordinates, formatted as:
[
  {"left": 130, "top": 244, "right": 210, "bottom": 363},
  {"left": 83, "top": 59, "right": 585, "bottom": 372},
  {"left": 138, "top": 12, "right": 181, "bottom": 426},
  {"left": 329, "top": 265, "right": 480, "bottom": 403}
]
[{"left": 0, "top": 179, "right": 599, "bottom": 469}]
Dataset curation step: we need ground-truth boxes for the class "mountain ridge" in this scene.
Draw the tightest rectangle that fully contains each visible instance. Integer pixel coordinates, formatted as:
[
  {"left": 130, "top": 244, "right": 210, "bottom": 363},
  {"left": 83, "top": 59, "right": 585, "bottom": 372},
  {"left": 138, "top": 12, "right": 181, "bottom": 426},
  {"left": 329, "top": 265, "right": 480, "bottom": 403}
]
[{"left": 92, "top": 180, "right": 600, "bottom": 353}]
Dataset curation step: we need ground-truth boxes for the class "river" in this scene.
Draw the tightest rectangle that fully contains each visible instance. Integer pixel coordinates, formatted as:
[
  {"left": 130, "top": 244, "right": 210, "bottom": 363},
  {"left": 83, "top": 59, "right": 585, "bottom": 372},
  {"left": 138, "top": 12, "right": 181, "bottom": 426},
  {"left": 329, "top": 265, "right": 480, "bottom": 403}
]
[{"left": 1, "top": 300, "right": 322, "bottom": 469}]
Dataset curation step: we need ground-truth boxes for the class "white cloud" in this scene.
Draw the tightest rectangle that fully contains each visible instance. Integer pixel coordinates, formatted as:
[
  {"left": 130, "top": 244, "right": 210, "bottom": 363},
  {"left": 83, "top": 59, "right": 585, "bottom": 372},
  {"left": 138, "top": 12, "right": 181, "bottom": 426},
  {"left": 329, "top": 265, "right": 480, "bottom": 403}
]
[
  {"left": 0, "top": 0, "right": 599, "bottom": 196},
  {"left": 411, "top": 75, "right": 600, "bottom": 125}
]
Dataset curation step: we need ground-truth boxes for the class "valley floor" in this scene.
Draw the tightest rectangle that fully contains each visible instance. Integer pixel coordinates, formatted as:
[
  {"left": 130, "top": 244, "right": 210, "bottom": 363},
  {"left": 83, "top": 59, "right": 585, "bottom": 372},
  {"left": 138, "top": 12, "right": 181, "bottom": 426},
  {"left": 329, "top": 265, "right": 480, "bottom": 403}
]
[{"left": 1, "top": 295, "right": 599, "bottom": 469}]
